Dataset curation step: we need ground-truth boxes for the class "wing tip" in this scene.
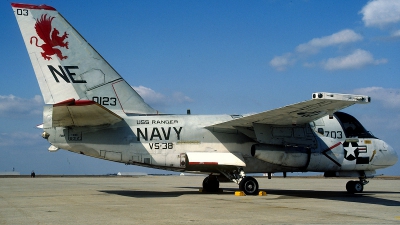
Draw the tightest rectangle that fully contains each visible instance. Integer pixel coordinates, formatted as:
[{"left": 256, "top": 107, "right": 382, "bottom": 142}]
[
  {"left": 312, "top": 92, "right": 370, "bottom": 104},
  {"left": 11, "top": 3, "right": 56, "bottom": 11}
]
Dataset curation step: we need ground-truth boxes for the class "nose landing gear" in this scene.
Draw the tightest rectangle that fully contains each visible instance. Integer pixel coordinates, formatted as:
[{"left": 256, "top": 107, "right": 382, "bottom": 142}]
[{"left": 346, "top": 177, "right": 369, "bottom": 193}]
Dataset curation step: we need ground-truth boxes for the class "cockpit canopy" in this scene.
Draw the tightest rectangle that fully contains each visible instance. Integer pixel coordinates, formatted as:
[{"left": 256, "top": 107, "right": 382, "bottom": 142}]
[{"left": 334, "top": 112, "right": 376, "bottom": 139}]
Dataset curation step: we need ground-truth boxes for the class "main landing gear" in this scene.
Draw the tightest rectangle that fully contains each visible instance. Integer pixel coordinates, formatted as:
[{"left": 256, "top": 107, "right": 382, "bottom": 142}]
[
  {"left": 238, "top": 176, "right": 259, "bottom": 195},
  {"left": 346, "top": 177, "right": 369, "bottom": 193},
  {"left": 202, "top": 168, "right": 259, "bottom": 195},
  {"left": 202, "top": 175, "right": 220, "bottom": 193}
]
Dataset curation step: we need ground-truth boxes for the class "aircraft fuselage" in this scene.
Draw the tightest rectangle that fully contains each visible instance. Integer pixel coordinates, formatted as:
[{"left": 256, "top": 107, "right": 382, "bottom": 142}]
[{"left": 45, "top": 113, "right": 396, "bottom": 175}]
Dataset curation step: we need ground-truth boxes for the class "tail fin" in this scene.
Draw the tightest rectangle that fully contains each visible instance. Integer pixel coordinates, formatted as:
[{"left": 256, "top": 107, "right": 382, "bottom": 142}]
[{"left": 11, "top": 3, "right": 157, "bottom": 115}]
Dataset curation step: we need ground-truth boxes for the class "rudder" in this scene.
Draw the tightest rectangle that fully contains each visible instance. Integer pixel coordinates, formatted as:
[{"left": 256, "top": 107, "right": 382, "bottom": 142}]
[{"left": 12, "top": 3, "right": 157, "bottom": 115}]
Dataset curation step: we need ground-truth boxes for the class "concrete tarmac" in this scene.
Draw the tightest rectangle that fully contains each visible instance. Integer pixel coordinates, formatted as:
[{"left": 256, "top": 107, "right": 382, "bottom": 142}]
[{"left": 0, "top": 176, "right": 399, "bottom": 224}]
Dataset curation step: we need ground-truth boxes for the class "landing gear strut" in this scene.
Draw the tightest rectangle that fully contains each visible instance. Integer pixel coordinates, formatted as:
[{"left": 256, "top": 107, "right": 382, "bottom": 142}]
[
  {"left": 346, "top": 177, "right": 369, "bottom": 193},
  {"left": 219, "top": 168, "right": 259, "bottom": 195}
]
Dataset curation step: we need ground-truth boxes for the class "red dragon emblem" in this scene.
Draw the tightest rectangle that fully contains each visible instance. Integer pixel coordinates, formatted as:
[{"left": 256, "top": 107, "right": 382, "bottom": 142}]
[{"left": 30, "top": 14, "right": 69, "bottom": 60}]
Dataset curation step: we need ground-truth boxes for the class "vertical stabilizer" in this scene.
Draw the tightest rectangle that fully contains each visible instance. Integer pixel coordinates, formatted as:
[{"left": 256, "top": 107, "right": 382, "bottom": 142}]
[{"left": 12, "top": 3, "right": 157, "bottom": 115}]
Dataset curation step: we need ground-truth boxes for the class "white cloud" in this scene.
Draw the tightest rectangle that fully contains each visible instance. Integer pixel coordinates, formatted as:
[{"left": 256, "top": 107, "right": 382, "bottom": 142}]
[
  {"left": 133, "top": 86, "right": 165, "bottom": 105},
  {"left": 0, "top": 95, "right": 43, "bottom": 117},
  {"left": 269, "top": 30, "right": 366, "bottom": 72},
  {"left": 133, "top": 86, "right": 193, "bottom": 107},
  {"left": 353, "top": 87, "right": 400, "bottom": 108},
  {"left": 296, "top": 29, "right": 363, "bottom": 54},
  {"left": 321, "top": 49, "right": 387, "bottom": 70},
  {"left": 360, "top": 0, "right": 400, "bottom": 27},
  {"left": 352, "top": 87, "right": 400, "bottom": 133},
  {"left": 391, "top": 30, "right": 400, "bottom": 38},
  {"left": 172, "top": 92, "right": 193, "bottom": 104},
  {"left": 269, "top": 53, "right": 295, "bottom": 71}
]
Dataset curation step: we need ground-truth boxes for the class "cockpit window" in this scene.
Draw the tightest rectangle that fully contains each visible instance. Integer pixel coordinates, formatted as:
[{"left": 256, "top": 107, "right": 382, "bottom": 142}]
[{"left": 334, "top": 112, "right": 376, "bottom": 138}]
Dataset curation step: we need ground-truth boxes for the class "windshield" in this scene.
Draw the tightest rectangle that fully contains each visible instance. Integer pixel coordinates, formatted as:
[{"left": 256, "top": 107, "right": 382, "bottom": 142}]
[{"left": 334, "top": 112, "right": 376, "bottom": 139}]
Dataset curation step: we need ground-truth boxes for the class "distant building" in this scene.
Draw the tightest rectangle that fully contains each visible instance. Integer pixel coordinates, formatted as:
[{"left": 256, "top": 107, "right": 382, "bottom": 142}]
[
  {"left": 0, "top": 172, "right": 20, "bottom": 175},
  {"left": 179, "top": 173, "right": 204, "bottom": 176},
  {"left": 117, "top": 172, "right": 147, "bottom": 176}
]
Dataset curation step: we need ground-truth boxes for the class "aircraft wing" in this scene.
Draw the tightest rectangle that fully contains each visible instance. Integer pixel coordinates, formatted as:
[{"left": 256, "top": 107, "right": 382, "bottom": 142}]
[
  {"left": 51, "top": 99, "right": 123, "bottom": 127},
  {"left": 209, "top": 92, "right": 370, "bottom": 129}
]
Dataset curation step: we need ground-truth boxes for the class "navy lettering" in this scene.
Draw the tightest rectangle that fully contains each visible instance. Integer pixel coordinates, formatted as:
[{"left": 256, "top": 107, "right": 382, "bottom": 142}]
[
  {"left": 137, "top": 128, "right": 148, "bottom": 141},
  {"left": 173, "top": 127, "right": 182, "bottom": 140},
  {"left": 136, "top": 127, "right": 182, "bottom": 141},
  {"left": 161, "top": 127, "right": 171, "bottom": 140},
  {"left": 150, "top": 128, "right": 162, "bottom": 140}
]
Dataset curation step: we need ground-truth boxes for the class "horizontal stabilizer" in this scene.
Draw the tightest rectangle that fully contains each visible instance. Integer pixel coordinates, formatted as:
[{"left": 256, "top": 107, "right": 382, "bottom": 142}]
[{"left": 51, "top": 99, "right": 122, "bottom": 127}]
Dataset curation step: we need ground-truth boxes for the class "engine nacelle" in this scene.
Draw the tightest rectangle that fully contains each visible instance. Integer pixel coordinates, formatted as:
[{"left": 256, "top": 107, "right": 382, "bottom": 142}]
[{"left": 251, "top": 144, "right": 309, "bottom": 168}]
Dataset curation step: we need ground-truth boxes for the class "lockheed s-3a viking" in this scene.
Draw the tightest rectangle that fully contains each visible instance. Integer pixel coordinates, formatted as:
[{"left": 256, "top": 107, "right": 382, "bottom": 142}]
[{"left": 11, "top": 3, "right": 398, "bottom": 195}]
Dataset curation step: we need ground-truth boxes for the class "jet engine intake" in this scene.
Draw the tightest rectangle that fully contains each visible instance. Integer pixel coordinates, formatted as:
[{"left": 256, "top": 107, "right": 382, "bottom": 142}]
[{"left": 251, "top": 144, "right": 310, "bottom": 168}]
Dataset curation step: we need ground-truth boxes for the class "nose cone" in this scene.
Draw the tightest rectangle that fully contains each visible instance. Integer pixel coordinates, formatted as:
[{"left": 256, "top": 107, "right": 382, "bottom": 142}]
[
  {"left": 386, "top": 144, "right": 398, "bottom": 166},
  {"left": 370, "top": 140, "right": 398, "bottom": 168},
  {"left": 377, "top": 141, "right": 398, "bottom": 167}
]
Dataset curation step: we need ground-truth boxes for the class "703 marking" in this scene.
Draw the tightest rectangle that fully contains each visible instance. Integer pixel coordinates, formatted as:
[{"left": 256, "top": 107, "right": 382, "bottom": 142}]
[{"left": 325, "top": 131, "right": 343, "bottom": 139}]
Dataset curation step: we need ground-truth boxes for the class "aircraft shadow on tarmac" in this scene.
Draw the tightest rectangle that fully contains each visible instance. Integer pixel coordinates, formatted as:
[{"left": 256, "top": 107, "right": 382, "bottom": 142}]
[
  {"left": 227, "top": 188, "right": 400, "bottom": 207},
  {"left": 99, "top": 190, "right": 195, "bottom": 198},
  {"left": 99, "top": 188, "right": 234, "bottom": 198},
  {"left": 99, "top": 187, "right": 400, "bottom": 206}
]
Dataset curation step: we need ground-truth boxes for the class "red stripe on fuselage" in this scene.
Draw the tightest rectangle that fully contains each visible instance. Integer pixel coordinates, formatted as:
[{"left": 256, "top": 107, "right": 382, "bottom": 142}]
[{"left": 329, "top": 142, "right": 342, "bottom": 150}]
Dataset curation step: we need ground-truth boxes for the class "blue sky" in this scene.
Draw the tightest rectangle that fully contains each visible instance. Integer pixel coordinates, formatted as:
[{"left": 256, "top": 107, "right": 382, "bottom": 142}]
[{"left": 1, "top": 0, "right": 400, "bottom": 175}]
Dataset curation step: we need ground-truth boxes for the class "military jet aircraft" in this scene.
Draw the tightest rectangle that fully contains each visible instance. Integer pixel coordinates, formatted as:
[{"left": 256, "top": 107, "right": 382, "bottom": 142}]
[{"left": 12, "top": 3, "right": 397, "bottom": 195}]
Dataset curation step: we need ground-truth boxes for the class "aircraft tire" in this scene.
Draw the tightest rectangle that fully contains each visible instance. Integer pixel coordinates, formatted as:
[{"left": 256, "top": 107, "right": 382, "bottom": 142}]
[
  {"left": 346, "top": 180, "right": 364, "bottom": 193},
  {"left": 346, "top": 181, "right": 355, "bottom": 193},
  {"left": 202, "top": 176, "right": 219, "bottom": 192},
  {"left": 239, "top": 176, "right": 259, "bottom": 195}
]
